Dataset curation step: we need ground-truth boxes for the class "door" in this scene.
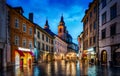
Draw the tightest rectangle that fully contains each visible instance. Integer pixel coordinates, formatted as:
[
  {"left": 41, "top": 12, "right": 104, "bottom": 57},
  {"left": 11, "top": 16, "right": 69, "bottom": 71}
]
[
  {"left": 101, "top": 50, "right": 107, "bottom": 64},
  {"left": 20, "top": 59, "right": 23, "bottom": 66}
]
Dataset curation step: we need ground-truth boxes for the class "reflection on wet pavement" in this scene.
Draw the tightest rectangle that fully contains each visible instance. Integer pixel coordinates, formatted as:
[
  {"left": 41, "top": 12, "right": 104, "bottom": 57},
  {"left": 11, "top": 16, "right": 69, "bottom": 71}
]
[{"left": 0, "top": 60, "right": 120, "bottom": 76}]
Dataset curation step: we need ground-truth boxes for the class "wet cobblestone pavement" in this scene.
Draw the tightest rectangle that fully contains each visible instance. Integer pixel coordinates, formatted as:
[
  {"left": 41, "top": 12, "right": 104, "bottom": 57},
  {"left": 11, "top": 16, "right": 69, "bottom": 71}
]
[{"left": 0, "top": 60, "right": 120, "bottom": 76}]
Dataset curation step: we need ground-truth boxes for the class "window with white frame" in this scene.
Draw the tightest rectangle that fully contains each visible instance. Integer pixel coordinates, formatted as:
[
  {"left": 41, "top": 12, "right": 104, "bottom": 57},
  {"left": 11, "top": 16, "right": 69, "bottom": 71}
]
[
  {"left": 15, "top": 18, "right": 19, "bottom": 28},
  {"left": 29, "top": 27, "right": 32, "bottom": 35},
  {"left": 23, "top": 23, "right": 26, "bottom": 32},
  {"left": 15, "top": 36, "right": 19, "bottom": 46},
  {"left": 23, "top": 39, "right": 26, "bottom": 47},
  {"left": 29, "top": 41, "right": 32, "bottom": 48}
]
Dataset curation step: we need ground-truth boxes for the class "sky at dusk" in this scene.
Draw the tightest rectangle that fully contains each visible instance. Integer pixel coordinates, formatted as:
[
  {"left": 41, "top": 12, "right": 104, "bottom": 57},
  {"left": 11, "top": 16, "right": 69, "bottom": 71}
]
[{"left": 7, "top": 0, "right": 93, "bottom": 44}]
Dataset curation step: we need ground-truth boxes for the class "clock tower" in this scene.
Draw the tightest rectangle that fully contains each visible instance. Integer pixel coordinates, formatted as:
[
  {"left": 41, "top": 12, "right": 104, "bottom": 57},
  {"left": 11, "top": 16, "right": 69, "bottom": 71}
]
[{"left": 58, "top": 15, "right": 67, "bottom": 40}]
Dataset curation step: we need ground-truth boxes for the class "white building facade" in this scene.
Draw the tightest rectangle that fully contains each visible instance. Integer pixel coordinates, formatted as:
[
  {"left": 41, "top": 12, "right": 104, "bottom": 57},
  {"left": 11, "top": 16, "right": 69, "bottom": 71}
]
[
  {"left": 54, "top": 36, "right": 67, "bottom": 60},
  {"left": 34, "top": 24, "right": 54, "bottom": 62},
  {"left": 99, "top": 0, "right": 120, "bottom": 66}
]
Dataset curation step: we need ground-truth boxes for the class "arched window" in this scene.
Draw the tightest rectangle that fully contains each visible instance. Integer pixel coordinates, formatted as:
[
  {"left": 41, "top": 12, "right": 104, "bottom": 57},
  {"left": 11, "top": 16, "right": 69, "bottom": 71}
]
[{"left": 59, "top": 28, "right": 62, "bottom": 33}]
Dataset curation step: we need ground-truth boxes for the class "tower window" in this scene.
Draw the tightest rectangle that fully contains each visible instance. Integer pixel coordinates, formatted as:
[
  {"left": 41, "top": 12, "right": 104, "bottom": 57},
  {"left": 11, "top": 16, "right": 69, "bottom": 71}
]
[{"left": 59, "top": 28, "right": 62, "bottom": 33}]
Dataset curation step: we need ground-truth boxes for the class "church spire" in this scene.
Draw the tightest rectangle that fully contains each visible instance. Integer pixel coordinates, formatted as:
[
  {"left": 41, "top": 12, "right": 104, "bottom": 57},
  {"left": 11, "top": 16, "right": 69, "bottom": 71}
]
[
  {"left": 44, "top": 19, "right": 49, "bottom": 29},
  {"left": 60, "top": 14, "right": 65, "bottom": 23},
  {"left": 59, "top": 14, "right": 65, "bottom": 26}
]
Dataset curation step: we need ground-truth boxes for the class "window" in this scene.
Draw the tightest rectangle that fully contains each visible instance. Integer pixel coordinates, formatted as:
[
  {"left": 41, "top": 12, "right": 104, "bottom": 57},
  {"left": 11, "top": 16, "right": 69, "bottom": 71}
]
[
  {"left": 102, "top": 12, "right": 106, "bottom": 25},
  {"left": 94, "top": 7, "right": 97, "bottom": 13},
  {"left": 90, "top": 12, "right": 92, "bottom": 18},
  {"left": 15, "top": 18, "right": 19, "bottom": 28},
  {"left": 23, "top": 39, "right": 26, "bottom": 47},
  {"left": 93, "top": 21, "right": 96, "bottom": 29},
  {"left": 37, "top": 31, "right": 40, "bottom": 39},
  {"left": 42, "top": 34, "right": 44, "bottom": 40},
  {"left": 29, "top": 41, "right": 32, "bottom": 48},
  {"left": 90, "top": 37, "right": 92, "bottom": 45},
  {"left": 42, "top": 43, "right": 44, "bottom": 50},
  {"left": 110, "top": 3, "right": 117, "bottom": 20},
  {"left": 102, "top": 0, "right": 106, "bottom": 8},
  {"left": 46, "top": 36, "right": 48, "bottom": 42},
  {"left": 29, "top": 28, "right": 32, "bottom": 35},
  {"left": 46, "top": 45, "right": 48, "bottom": 51},
  {"left": 49, "top": 39, "right": 51, "bottom": 43},
  {"left": 90, "top": 24, "right": 92, "bottom": 32},
  {"left": 38, "top": 42, "right": 40, "bottom": 50},
  {"left": 93, "top": 36, "right": 96, "bottom": 43},
  {"left": 59, "top": 28, "right": 62, "bottom": 33},
  {"left": 110, "top": 23, "right": 116, "bottom": 36},
  {"left": 15, "top": 36, "right": 19, "bottom": 46},
  {"left": 23, "top": 23, "right": 26, "bottom": 32},
  {"left": 101, "top": 28, "right": 106, "bottom": 39}
]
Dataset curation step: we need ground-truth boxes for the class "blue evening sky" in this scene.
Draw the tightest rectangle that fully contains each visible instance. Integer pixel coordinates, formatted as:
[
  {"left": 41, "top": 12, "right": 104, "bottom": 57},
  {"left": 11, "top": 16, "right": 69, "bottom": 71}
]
[{"left": 7, "top": 0, "right": 93, "bottom": 44}]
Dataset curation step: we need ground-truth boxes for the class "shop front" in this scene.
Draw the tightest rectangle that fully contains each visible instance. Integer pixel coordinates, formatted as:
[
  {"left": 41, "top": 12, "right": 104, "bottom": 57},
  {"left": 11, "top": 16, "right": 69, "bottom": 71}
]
[
  {"left": 15, "top": 47, "right": 34, "bottom": 67},
  {"left": 87, "top": 48, "right": 96, "bottom": 64},
  {"left": 114, "top": 48, "right": 120, "bottom": 66}
]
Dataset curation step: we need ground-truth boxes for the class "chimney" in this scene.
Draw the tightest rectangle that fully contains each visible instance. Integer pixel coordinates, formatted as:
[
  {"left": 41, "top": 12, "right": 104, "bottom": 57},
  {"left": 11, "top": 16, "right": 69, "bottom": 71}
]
[{"left": 29, "top": 13, "right": 33, "bottom": 22}]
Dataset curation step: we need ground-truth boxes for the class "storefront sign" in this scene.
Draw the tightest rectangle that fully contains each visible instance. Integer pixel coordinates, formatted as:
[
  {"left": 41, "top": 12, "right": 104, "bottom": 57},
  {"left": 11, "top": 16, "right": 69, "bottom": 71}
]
[
  {"left": 87, "top": 48, "right": 94, "bottom": 52},
  {"left": 18, "top": 47, "right": 31, "bottom": 52}
]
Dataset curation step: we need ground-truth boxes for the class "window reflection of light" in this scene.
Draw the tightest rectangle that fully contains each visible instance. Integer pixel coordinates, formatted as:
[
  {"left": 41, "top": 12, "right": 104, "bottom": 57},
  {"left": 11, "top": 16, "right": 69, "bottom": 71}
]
[
  {"left": 66, "top": 62, "right": 70, "bottom": 75},
  {"left": 61, "top": 60, "right": 65, "bottom": 70},
  {"left": 47, "top": 63, "right": 51, "bottom": 76},
  {"left": 15, "top": 66, "right": 20, "bottom": 76},
  {"left": 71, "top": 62, "right": 76, "bottom": 76},
  {"left": 34, "top": 66, "right": 40, "bottom": 76},
  {"left": 54, "top": 61, "right": 58, "bottom": 73}
]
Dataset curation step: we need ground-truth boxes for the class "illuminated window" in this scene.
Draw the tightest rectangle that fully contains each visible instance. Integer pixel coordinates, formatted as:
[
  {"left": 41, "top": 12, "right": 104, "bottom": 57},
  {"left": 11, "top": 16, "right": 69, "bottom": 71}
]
[{"left": 59, "top": 28, "right": 62, "bottom": 33}]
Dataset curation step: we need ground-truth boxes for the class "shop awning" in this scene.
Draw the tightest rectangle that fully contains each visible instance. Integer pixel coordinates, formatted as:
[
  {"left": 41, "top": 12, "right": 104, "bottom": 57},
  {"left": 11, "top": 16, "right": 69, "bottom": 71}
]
[
  {"left": 16, "top": 50, "right": 24, "bottom": 56},
  {"left": 29, "top": 51, "right": 34, "bottom": 56}
]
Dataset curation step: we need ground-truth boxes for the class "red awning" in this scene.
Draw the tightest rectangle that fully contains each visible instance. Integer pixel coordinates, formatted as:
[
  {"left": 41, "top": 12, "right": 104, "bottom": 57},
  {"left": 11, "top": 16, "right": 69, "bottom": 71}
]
[
  {"left": 16, "top": 50, "right": 24, "bottom": 56},
  {"left": 29, "top": 51, "right": 34, "bottom": 56}
]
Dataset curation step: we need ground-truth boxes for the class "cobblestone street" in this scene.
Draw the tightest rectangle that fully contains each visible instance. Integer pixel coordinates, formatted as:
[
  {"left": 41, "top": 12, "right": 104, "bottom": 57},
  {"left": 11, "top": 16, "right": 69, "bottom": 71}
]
[{"left": 0, "top": 60, "right": 120, "bottom": 76}]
